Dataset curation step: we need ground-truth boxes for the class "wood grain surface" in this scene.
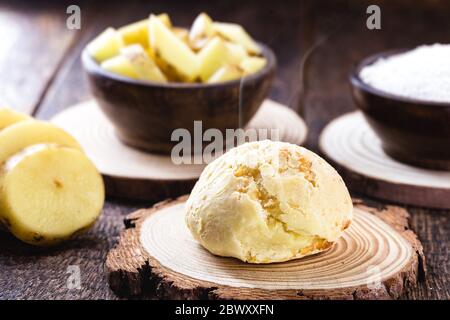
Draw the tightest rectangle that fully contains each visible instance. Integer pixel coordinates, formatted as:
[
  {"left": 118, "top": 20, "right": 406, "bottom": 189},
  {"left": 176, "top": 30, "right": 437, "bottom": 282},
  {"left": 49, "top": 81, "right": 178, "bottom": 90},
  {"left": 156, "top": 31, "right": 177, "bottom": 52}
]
[
  {"left": 106, "top": 197, "right": 424, "bottom": 300},
  {"left": 0, "top": 0, "right": 449, "bottom": 300}
]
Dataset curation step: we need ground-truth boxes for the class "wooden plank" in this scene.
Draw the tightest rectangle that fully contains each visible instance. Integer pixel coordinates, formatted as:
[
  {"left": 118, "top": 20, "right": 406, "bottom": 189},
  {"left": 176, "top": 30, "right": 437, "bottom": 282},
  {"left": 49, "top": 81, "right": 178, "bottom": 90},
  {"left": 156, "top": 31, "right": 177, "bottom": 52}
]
[
  {"left": 0, "top": 201, "right": 137, "bottom": 300},
  {"left": 0, "top": 0, "right": 77, "bottom": 114},
  {"left": 404, "top": 207, "right": 450, "bottom": 300}
]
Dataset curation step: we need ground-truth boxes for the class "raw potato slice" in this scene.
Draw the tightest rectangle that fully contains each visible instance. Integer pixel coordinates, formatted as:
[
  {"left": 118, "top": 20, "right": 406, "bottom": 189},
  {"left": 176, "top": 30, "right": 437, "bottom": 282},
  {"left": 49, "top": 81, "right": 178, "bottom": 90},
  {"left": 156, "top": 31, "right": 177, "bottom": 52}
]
[
  {"left": 213, "top": 22, "right": 261, "bottom": 55},
  {"left": 240, "top": 56, "right": 267, "bottom": 75},
  {"left": 118, "top": 19, "right": 149, "bottom": 47},
  {"left": 207, "top": 65, "right": 243, "bottom": 83},
  {"left": 87, "top": 27, "right": 124, "bottom": 62},
  {"left": 189, "top": 12, "right": 214, "bottom": 47},
  {"left": 101, "top": 55, "right": 140, "bottom": 79},
  {"left": 120, "top": 45, "right": 167, "bottom": 82},
  {"left": 0, "top": 108, "right": 30, "bottom": 130},
  {"left": 0, "top": 120, "right": 82, "bottom": 165},
  {"left": 225, "top": 41, "right": 249, "bottom": 65},
  {"left": 0, "top": 145, "right": 105, "bottom": 246},
  {"left": 197, "top": 37, "right": 228, "bottom": 81},
  {"left": 149, "top": 14, "right": 199, "bottom": 81}
]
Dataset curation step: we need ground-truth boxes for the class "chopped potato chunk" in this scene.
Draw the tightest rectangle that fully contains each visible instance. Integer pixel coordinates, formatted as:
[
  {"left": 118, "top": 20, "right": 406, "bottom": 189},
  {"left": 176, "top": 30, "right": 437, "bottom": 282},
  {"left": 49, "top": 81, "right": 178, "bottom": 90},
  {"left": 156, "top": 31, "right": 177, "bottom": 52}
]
[
  {"left": 101, "top": 55, "right": 140, "bottom": 79},
  {"left": 157, "top": 13, "right": 172, "bottom": 28},
  {"left": 240, "top": 56, "right": 267, "bottom": 75},
  {"left": 88, "top": 27, "right": 124, "bottom": 62},
  {"left": 189, "top": 13, "right": 214, "bottom": 50},
  {"left": 207, "top": 65, "right": 243, "bottom": 83},
  {"left": 213, "top": 22, "right": 261, "bottom": 55},
  {"left": 149, "top": 14, "right": 199, "bottom": 81},
  {"left": 90, "top": 13, "right": 267, "bottom": 84},
  {"left": 225, "top": 41, "right": 249, "bottom": 65},
  {"left": 173, "top": 27, "right": 189, "bottom": 44},
  {"left": 121, "top": 45, "right": 167, "bottom": 82},
  {"left": 197, "top": 37, "right": 229, "bottom": 81}
]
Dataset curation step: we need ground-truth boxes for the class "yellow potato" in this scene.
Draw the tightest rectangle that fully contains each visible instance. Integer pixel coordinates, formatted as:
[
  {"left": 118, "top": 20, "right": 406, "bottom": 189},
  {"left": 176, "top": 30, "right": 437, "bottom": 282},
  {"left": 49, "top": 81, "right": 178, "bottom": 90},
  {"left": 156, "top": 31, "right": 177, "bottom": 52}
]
[
  {"left": 0, "top": 108, "right": 30, "bottom": 131},
  {"left": 225, "top": 41, "right": 249, "bottom": 65},
  {"left": 0, "top": 120, "right": 82, "bottom": 165},
  {"left": 149, "top": 14, "right": 199, "bottom": 81},
  {"left": 213, "top": 22, "right": 261, "bottom": 55},
  {"left": 173, "top": 27, "right": 189, "bottom": 44},
  {"left": 87, "top": 27, "right": 124, "bottom": 62},
  {"left": 101, "top": 55, "right": 140, "bottom": 79},
  {"left": 0, "top": 145, "right": 104, "bottom": 246},
  {"left": 207, "top": 65, "right": 243, "bottom": 83},
  {"left": 120, "top": 44, "right": 167, "bottom": 82},
  {"left": 157, "top": 13, "right": 172, "bottom": 28},
  {"left": 118, "top": 13, "right": 172, "bottom": 47},
  {"left": 189, "top": 12, "right": 214, "bottom": 50},
  {"left": 118, "top": 19, "right": 149, "bottom": 47},
  {"left": 197, "top": 37, "right": 228, "bottom": 82},
  {"left": 239, "top": 56, "right": 267, "bottom": 75}
]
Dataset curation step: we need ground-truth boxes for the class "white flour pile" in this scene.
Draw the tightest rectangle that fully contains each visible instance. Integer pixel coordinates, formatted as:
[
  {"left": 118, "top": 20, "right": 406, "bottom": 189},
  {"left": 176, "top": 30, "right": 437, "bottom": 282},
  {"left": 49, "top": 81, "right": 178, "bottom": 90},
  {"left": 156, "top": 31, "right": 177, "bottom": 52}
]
[{"left": 359, "top": 44, "right": 450, "bottom": 103}]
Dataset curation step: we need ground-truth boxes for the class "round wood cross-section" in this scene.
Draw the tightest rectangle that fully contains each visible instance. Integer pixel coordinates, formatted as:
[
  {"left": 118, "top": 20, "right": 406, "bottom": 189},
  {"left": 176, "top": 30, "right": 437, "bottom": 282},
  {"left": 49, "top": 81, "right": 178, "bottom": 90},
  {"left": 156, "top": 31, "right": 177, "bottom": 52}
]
[
  {"left": 320, "top": 111, "right": 450, "bottom": 209},
  {"left": 106, "top": 197, "right": 424, "bottom": 299},
  {"left": 51, "top": 100, "right": 307, "bottom": 201}
]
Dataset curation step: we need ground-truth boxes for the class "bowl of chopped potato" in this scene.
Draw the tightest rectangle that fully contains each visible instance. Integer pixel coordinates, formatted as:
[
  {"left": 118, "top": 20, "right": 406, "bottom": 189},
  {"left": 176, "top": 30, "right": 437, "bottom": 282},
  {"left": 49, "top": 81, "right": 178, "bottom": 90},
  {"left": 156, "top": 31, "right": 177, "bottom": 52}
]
[{"left": 82, "top": 13, "right": 276, "bottom": 154}]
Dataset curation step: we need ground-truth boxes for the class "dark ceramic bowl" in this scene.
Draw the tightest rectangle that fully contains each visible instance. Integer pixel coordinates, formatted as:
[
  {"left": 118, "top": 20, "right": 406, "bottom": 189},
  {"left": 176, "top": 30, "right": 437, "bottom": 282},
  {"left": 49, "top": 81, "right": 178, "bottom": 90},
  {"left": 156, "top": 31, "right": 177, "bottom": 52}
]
[
  {"left": 82, "top": 44, "right": 276, "bottom": 154},
  {"left": 350, "top": 49, "right": 450, "bottom": 171}
]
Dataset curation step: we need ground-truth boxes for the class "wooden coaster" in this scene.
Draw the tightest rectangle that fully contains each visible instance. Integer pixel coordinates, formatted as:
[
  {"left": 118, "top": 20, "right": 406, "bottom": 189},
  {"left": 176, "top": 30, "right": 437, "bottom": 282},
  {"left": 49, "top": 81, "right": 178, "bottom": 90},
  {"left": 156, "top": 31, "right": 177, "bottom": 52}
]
[
  {"left": 320, "top": 112, "right": 450, "bottom": 209},
  {"left": 106, "top": 196, "right": 424, "bottom": 300},
  {"left": 51, "top": 100, "right": 307, "bottom": 202}
]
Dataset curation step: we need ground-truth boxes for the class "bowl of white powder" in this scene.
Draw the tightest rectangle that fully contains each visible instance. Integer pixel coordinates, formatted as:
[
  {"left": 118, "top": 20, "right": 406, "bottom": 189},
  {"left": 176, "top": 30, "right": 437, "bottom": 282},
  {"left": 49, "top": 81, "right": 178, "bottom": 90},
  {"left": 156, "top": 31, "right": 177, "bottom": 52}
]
[{"left": 350, "top": 44, "right": 450, "bottom": 171}]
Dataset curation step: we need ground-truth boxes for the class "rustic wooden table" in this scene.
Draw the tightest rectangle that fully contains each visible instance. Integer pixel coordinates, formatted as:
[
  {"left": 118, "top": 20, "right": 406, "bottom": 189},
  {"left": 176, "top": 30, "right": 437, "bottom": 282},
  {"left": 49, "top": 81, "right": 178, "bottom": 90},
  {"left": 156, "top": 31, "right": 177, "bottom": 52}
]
[{"left": 0, "top": 0, "right": 448, "bottom": 300}]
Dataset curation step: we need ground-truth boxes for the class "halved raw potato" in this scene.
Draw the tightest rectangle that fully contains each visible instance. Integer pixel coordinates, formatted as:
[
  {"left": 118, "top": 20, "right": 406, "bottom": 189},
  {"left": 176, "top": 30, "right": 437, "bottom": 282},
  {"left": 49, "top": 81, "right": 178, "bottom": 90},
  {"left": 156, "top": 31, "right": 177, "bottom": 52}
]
[
  {"left": 0, "top": 145, "right": 104, "bottom": 246},
  {"left": 118, "top": 19, "right": 149, "bottom": 47},
  {"left": 118, "top": 13, "right": 171, "bottom": 47},
  {"left": 207, "top": 65, "right": 243, "bottom": 83},
  {"left": 213, "top": 22, "right": 261, "bottom": 55},
  {"left": 101, "top": 55, "right": 140, "bottom": 79},
  {"left": 197, "top": 37, "right": 228, "bottom": 81},
  {"left": 149, "top": 14, "right": 199, "bottom": 81},
  {"left": 240, "top": 56, "right": 267, "bottom": 75},
  {"left": 225, "top": 41, "right": 249, "bottom": 65},
  {"left": 120, "top": 45, "right": 167, "bottom": 82},
  {"left": 189, "top": 12, "right": 214, "bottom": 50},
  {"left": 0, "top": 108, "right": 30, "bottom": 130},
  {"left": 0, "top": 120, "right": 82, "bottom": 165},
  {"left": 87, "top": 27, "right": 124, "bottom": 62}
]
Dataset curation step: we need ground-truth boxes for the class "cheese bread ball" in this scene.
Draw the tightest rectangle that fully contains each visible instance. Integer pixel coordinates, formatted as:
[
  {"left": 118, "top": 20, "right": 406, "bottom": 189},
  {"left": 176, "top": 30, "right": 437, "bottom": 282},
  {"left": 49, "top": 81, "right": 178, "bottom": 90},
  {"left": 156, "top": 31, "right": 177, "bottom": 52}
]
[{"left": 186, "top": 140, "right": 353, "bottom": 263}]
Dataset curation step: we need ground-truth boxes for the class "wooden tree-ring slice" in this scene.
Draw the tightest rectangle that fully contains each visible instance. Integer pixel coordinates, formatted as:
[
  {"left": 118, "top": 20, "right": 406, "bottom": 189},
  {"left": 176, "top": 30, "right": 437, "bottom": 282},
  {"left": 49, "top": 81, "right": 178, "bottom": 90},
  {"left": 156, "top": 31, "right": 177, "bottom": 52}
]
[
  {"left": 51, "top": 100, "right": 307, "bottom": 202},
  {"left": 319, "top": 111, "right": 450, "bottom": 209},
  {"left": 106, "top": 196, "right": 424, "bottom": 299}
]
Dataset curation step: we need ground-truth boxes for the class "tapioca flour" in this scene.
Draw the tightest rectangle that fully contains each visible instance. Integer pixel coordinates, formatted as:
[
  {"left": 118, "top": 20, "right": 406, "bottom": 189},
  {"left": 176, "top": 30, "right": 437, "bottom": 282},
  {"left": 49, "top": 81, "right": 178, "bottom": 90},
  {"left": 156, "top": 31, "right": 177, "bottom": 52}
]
[{"left": 359, "top": 44, "right": 450, "bottom": 103}]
